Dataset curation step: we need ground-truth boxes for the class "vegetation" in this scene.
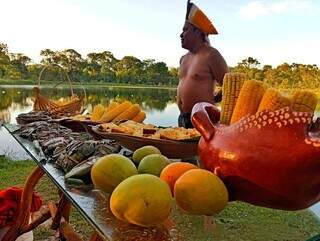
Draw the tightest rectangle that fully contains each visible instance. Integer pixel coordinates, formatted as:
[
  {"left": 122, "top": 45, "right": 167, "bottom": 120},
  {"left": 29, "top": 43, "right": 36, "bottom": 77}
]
[
  {"left": 0, "top": 43, "right": 178, "bottom": 86},
  {"left": 231, "top": 57, "right": 320, "bottom": 90},
  {"left": 0, "top": 157, "right": 93, "bottom": 240},
  {"left": 1, "top": 157, "right": 319, "bottom": 241},
  {"left": 1, "top": 43, "right": 320, "bottom": 90}
]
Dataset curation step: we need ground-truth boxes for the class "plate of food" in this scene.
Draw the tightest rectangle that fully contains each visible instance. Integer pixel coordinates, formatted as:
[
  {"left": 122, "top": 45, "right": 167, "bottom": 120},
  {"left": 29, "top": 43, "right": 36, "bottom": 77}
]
[{"left": 87, "top": 121, "right": 200, "bottom": 158}]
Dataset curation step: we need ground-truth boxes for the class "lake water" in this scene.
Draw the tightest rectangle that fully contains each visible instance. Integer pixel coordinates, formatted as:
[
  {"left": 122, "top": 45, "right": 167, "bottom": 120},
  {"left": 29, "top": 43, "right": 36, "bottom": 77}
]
[
  {"left": 0, "top": 85, "right": 319, "bottom": 220},
  {"left": 0, "top": 85, "right": 181, "bottom": 159}
]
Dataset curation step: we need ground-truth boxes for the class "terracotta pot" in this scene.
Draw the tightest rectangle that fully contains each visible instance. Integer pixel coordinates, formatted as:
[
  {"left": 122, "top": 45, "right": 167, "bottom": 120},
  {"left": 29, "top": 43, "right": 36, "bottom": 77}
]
[{"left": 191, "top": 102, "right": 320, "bottom": 210}]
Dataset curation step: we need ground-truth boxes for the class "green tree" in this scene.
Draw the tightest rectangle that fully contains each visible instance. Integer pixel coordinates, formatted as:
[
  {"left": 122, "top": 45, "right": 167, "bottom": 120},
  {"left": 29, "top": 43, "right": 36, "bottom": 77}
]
[
  {"left": 40, "top": 49, "right": 84, "bottom": 81},
  {"left": 0, "top": 43, "right": 10, "bottom": 78},
  {"left": 147, "top": 61, "right": 170, "bottom": 85},
  {"left": 27, "top": 64, "right": 44, "bottom": 81},
  {"left": 141, "top": 59, "right": 172, "bottom": 85},
  {"left": 169, "top": 67, "right": 179, "bottom": 85},
  {"left": 86, "top": 51, "right": 118, "bottom": 81},
  {"left": 40, "top": 49, "right": 59, "bottom": 65},
  {"left": 9, "top": 53, "right": 31, "bottom": 79},
  {"left": 235, "top": 57, "right": 260, "bottom": 70},
  {"left": 57, "top": 49, "right": 84, "bottom": 81},
  {"left": 233, "top": 57, "right": 263, "bottom": 80},
  {"left": 115, "top": 56, "right": 143, "bottom": 84}
]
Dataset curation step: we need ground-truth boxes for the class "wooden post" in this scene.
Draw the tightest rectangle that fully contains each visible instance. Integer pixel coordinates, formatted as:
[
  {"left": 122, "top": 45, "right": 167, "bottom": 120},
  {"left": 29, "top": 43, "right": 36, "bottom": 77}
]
[
  {"left": 89, "top": 232, "right": 105, "bottom": 241},
  {"left": 2, "top": 166, "right": 44, "bottom": 241},
  {"left": 51, "top": 195, "right": 71, "bottom": 229}
]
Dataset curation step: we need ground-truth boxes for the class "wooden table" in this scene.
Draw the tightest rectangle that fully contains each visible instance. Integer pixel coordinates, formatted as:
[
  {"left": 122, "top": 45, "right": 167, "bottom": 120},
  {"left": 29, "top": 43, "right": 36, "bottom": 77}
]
[{"left": 1, "top": 124, "right": 199, "bottom": 241}]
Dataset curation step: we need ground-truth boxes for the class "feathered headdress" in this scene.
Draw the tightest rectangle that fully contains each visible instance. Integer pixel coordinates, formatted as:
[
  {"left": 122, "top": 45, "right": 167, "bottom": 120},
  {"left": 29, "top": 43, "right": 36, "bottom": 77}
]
[{"left": 185, "top": 0, "right": 218, "bottom": 35}]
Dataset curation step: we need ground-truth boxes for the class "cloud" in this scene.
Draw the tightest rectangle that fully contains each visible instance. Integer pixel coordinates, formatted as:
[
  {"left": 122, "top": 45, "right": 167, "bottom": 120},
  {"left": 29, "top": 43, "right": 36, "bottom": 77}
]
[{"left": 239, "top": 0, "right": 313, "bottom": 19}]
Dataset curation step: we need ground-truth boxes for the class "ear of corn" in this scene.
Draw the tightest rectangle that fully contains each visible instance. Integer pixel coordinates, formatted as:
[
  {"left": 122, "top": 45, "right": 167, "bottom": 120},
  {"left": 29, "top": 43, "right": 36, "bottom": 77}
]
[
  {"left": 230, "top": 80, "right": 268, "bottom": 124},
  {"left": 132, "top": 111, "right": 146, "bottom": 123},
  {"left": 113, "top": 104, "right": 141, "bottom": 121},
  {"left": 220, "top": 73, "right": 246, "bottom": 124},
  {"left": 291, "top": 90, "right": 318, "bottom": 113},
  {"left": 258, "top": 88, "right": 292, "bottom": 112},
  {"left": 99, "top": 101, "right": 132, "bottom": 122},
  {"left": 105, "top": 101, "right": 119, "bottom": 113},
  {"left": 91, "top": 104, "right": 105, "bottom": 121},
  {"left": 99, "top": 101, "right": 119, "bottom": 122}
]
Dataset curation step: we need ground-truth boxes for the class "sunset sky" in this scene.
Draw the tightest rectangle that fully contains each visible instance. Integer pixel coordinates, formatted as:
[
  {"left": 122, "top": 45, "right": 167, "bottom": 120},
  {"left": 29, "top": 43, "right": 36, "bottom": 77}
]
[{"left": 1, "top": 0, "right": 320, "bottom": 67}]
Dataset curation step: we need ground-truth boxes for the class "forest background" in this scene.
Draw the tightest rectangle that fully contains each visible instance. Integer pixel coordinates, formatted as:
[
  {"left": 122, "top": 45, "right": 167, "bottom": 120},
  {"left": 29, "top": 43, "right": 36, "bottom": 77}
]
[{"left": 1, "top": 42, "right": 319, "bottom": 90}]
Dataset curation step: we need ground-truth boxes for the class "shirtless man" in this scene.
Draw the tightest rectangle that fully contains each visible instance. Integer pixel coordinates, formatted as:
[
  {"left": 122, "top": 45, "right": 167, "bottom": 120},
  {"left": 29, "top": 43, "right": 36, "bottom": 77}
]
[{"left": 177, "top": 1, "right": 228, "bottom": 128}]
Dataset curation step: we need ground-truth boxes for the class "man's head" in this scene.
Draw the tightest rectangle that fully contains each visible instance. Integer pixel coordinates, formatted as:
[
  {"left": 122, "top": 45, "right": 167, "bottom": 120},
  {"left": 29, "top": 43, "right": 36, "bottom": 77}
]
[
  {"left": 180, "top": 22, "right": 209, "bottom": 50},
  {"left": 184, "top": 1, "right": 218, "bottom": 36}
]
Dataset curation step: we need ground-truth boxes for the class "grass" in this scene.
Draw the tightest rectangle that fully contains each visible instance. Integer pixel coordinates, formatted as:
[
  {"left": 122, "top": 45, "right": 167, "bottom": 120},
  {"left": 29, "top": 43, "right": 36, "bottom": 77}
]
[
  {"left": 0, "top": 157, "right": 319, "bottom": 241},
  {"left": 0, "top": 157, "right": 93, "bottom": 240}
]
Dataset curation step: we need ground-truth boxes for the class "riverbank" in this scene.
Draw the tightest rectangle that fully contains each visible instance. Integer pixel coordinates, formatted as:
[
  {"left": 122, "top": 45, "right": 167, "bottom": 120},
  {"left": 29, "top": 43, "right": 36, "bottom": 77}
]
[
  {"left": 0, "top": 78, "right": 177, "bottom": 90},
  {"left": 2, "top": 78, "right": 320, "bottom": 96},
  {"left": 1, "top": 157, "right": 319, "bottom": 240}
]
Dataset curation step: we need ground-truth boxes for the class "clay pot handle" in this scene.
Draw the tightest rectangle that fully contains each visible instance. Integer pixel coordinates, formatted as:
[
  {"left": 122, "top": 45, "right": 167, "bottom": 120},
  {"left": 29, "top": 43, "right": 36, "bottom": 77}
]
[{"left": 191, "top": 102, "right": 220, "bottom": 141}]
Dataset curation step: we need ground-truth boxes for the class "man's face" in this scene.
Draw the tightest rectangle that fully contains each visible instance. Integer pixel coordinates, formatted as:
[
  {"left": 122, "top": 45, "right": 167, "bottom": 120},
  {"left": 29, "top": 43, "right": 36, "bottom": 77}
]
[{"left": 180, "top": 22, "right": 197, "bottom": 50}]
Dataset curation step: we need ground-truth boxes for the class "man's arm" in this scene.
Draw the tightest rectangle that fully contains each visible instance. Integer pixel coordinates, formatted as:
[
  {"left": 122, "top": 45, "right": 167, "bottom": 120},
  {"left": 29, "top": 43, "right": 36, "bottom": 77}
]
[
  {"left": 176, "top": 92, "right": 183, "bottom": 112},
  {"left": 209, "top": 48, "right": 229, "bottom": 86},
  {"left": 176, "top": 55, "right": 186, "bottom": 112}
]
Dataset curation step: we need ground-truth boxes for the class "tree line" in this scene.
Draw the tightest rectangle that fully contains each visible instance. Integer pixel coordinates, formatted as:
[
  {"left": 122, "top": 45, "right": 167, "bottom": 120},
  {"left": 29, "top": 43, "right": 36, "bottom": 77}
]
[
  {"left": 1, "top": 43, "right": 320, "bottom": 89},
  {"left": 0, "top": 43, "right": 178, "bottom": 86},
  {"left": 231, "top": 57, "right": 320, "bottom": 89}
]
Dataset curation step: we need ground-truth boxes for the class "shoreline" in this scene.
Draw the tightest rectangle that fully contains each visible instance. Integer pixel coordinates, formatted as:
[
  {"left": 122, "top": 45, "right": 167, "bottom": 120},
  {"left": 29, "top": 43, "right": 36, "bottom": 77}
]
[
  {"left": 0, "top": 82, "right": 177, "bottom": 90},
  {"left": 0, "top": 84, "right": 177, "bottom": 90}
]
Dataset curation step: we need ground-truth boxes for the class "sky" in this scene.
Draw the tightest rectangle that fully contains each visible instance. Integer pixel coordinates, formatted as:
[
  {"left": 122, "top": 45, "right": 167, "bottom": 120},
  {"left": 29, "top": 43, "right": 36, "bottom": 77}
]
[{"left": 1, "top": 0, "right": 320, "bottom": 68}]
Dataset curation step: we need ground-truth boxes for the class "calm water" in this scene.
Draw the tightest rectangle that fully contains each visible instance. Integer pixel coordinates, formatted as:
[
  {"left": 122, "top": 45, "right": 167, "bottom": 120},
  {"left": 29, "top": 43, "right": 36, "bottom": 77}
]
[
  {"left": 0, "top": 85, "right": 319, "bottom": 220},
  {"left": 0, "top": 85, "right": 180, "bottom": 159}
]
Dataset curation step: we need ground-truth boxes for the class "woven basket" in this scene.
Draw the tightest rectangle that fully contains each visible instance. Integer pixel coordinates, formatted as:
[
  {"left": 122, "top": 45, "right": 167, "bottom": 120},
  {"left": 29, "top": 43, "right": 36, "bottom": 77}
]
[{"left": 33, "top": 65, "right": 85, "bottom": 117}]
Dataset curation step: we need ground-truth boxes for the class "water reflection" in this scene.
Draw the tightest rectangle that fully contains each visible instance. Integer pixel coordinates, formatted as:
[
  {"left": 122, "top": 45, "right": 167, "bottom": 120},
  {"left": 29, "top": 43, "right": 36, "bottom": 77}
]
[
  {"left": 0, "top": 86, "right": 178, "bottom": 125},
  {"left": 0, "top": 86, "right": 179, "bottom": 159}
]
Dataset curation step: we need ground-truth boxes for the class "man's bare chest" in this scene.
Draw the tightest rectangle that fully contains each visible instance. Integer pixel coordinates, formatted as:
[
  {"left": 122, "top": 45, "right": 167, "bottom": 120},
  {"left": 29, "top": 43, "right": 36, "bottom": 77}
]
[{"left": 179, "top": 56, "right": 212, "bottom": 81}]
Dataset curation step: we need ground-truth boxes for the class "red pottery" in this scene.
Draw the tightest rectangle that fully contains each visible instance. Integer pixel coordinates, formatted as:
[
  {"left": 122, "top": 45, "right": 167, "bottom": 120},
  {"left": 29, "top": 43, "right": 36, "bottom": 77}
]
[{"left": 191, "top": 102, "right": 320, "bottom": 210}]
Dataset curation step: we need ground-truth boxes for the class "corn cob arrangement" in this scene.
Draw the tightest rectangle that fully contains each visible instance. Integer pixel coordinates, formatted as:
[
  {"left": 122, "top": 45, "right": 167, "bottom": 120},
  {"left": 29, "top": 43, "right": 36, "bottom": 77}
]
[
  {"left": 230, "top": 79, "right": 268, "bottom": 124},
  {"left": 290, "top": 90, "right": 318, "bottom": 113},
  {"left": 257, "top": 88, "right": 292, "bottom": 112},
  {"left": 220, "top": 73, "right": 319, "bottom": 125},
  {"left": 220, "top": 73, "right": 246, "bottom": 124},
  {"left": 73, "top": 100, "right": 146, "bottom": 123}
]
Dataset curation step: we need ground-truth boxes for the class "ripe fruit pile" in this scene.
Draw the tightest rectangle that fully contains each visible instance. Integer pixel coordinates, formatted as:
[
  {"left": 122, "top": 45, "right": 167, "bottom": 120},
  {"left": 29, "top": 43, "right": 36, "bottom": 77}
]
[{"left": 90, "top": 145, "right": 229, "bottom": 227}]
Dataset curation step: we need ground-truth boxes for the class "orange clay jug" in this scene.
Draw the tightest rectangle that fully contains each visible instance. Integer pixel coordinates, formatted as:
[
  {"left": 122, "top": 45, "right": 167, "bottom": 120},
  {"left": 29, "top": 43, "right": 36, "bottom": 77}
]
[{"left": 191, "top": 102, "right": 320, "bottom": 210}]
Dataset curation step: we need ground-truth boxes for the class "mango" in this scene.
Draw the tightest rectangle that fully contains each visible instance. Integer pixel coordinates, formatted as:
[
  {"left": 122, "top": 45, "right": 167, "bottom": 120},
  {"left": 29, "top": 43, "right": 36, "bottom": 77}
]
[
  {"left": 174, "top": 169, "right": 228, "bottom": 215},
  {"left": 132, "top": 145, "right": 161, "bottom": 164},
  {"left": 91, "top": 154, "right": 137, "bottom": 193},
  {"left": 138, "top": 154, "right": 170, "bottom": 176},
  {"left": 160, "top": 162, "right": 198, "bottom": 195},
  {"left": 110, "top": 174, "right": 172, "bottom": 227}
]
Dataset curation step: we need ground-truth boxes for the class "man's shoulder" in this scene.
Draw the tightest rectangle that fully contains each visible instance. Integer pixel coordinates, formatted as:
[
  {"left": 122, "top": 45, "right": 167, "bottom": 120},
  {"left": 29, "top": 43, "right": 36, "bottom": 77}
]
[
  {"left": 203, "top": 47, "right": 226, "bottom": 64},
  {"left": 180, "top": 53, "right": 190, "bottom": 64},
  {"left": 205, "top": 46, "right": 222, "bottom": 57}
]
